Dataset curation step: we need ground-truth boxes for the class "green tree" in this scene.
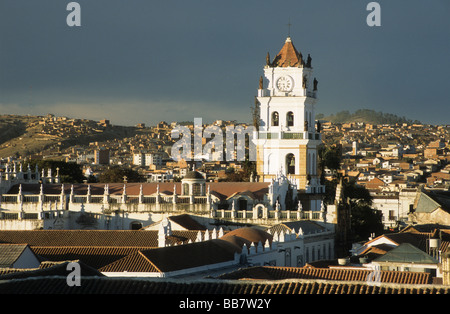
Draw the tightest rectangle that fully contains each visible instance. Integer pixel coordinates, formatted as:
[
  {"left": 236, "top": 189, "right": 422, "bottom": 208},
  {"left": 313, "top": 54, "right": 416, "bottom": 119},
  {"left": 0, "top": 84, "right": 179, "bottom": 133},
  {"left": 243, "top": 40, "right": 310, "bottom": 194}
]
[
  {"left": 343, "top": 179, "right": 383, "bottom": 241},
  {"left": 242, "top": 160, "right": 256, "bottom": 181},
  {"left": 319, "top": 145, "right": 341, "bottom": 173},
  {"left": 98, "top": 166, "right": 144, "bottom": 183},
  {"left": 25, "top": 160, "right": 85, "bottom": 183},
  {"left": 350, "top": 203, "right": 384, "bottom": 241},
  {"left": 343, "top": 179, "right": 372, "bottom": 205},
  {"left": 319, "top": 144, "right": 342, "bottom": 203}
]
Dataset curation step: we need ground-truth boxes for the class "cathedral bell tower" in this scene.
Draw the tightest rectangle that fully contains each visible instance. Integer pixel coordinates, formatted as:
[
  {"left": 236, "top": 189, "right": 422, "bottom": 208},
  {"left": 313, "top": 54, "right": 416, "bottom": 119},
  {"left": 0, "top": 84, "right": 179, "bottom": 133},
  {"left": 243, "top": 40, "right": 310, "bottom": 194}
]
[{"left": 256, "top": 36, "right": 324, "bottom": 195}]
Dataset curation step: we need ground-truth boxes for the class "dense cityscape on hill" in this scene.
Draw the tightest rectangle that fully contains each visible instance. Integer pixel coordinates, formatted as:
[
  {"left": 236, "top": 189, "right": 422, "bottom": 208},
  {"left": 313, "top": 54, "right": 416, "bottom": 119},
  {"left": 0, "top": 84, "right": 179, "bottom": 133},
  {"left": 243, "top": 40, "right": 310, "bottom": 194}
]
[
  {"left": 0, "top": 108, "right": 449, "bottom": 295},
  {"left": 1, "top": 1, "right": 449, "bottom": 298},
  {"left": 0, "top": 112, "right": 448, "bottom": 186},
  {"left": 317, "top": 109, "right": 422, "bottom": 125}
]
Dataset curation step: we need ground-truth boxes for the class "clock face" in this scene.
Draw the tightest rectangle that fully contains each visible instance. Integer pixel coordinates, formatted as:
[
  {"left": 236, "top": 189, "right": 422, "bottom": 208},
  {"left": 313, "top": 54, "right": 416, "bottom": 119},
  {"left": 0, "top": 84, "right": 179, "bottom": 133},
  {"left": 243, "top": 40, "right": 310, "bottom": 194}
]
[{"left": 276, "top": 76, "right": 293, "bottom": 92}]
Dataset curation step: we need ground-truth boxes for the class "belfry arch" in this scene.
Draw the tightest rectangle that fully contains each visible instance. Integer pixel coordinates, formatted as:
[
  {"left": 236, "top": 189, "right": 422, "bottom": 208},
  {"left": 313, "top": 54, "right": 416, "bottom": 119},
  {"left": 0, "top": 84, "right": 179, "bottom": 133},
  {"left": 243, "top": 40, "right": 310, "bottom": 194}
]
[
  {"left": 286, "top": 153, "right": 295, "bottom": 175},
  {"left": 287, "top": 111, "right": 294, "bottom": 127},
  {"left": 271, "top": 111, "right": 279, "bottom": 126}
]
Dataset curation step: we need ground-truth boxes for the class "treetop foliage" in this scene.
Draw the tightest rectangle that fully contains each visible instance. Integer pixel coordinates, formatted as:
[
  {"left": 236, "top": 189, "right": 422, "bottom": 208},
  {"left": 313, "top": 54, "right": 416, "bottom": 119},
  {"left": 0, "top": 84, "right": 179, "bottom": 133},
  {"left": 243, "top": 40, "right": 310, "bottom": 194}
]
[{"left": 317, "top": 109, "right": 421, "bottom": 125}]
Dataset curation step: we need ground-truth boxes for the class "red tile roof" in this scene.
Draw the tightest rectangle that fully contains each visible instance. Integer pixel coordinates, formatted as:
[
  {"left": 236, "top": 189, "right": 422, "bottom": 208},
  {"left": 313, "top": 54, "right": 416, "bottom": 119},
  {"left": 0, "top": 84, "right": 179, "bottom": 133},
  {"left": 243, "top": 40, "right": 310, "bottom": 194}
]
[
  {"left": 7, "top": 182, "right": 269, "bottom": 201},
  {"left": 359, "top": 244, "right": 394, "bottom": 260},
  {"left": 99, "top": 239, "right": 241, "bottom": 273},
  {"left": 221, "top": 227, "right": 273, "bottom": 247},
  {"left": 0, "top": 244, "right": 32, "bottom": 268},
  {"left": 0, "top": 260, "right": 103, "bottom": 279},
  {"left": 99, "top": 250, "right": 160, "bottom": 273},
  {"left": 0, "top": 230, "right": 206, "bottom": 247},
  {"left": 218, "top": 266, "right": 432, "bottom": 285},
  {"left": 32, "top": 246, "right": 152, "bottom": 269},
  {"left": 0, "top": 277, "right": 447, "bottom": 294},
  {"left": 366, "top": 228, "right": 450, "bottom": 254},
  {"left": 165, "top": 214, "right": 207, "bottom": 230},
  {"left": 271, "top": 37, "right": 303, "bottom": 67}
]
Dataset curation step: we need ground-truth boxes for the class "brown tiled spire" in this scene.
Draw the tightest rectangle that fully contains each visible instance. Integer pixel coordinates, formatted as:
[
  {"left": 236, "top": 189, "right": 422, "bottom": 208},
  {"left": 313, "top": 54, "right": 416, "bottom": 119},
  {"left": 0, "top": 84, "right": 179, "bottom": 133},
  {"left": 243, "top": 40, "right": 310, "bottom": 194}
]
[{"left": 270, "top": 37, "right": 304, "bottom": 67}]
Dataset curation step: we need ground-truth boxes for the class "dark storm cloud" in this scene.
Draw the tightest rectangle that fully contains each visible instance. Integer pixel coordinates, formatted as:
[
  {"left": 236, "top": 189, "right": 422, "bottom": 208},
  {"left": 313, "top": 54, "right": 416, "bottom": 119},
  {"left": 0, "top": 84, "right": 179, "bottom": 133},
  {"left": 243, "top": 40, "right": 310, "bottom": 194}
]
[{"left": 0, "top": 0, "right": 449, "bottom": 125}]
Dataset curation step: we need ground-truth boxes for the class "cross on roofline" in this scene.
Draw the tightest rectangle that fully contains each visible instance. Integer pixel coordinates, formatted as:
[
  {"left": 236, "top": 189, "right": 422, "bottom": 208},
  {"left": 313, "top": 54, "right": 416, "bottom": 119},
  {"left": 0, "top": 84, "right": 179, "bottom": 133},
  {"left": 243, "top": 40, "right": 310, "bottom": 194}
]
[{"left": 287, "top": 19, "right": 292, "bottom": 37}]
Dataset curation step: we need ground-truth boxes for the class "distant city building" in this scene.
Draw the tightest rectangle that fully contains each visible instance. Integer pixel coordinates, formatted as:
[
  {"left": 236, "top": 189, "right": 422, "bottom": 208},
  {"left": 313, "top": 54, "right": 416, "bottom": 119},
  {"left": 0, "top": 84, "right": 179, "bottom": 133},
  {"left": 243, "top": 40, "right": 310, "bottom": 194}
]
[
  {"left": 94, "top": 149, "right": 110, "bottom": 165},
  {"left": 148, "top": 171, "right": 173, "bottom": 182},
  {"left": 352, "top": 141, "right": 358, "bottom": 155},
  {"left": 99, "top": 119, "right": 110, "bottom": 127},
  {"left": 133, "top": 153, "right": 163, "bottom": 167}
]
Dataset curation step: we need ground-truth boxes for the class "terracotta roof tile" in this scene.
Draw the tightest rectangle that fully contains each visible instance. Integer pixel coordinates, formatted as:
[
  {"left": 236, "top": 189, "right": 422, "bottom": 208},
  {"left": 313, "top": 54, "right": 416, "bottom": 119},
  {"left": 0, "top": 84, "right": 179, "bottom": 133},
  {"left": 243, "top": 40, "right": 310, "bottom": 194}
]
[
  {"left": 366, "top": 232, "right": 430, "bottom": 252},
  {"left": 0, "top": 244, "right": 30, "bottom": 268},
  {"left": 0, "top": 260, "right": 103, "bottom": 280},
  {"left": 366, "top": 228, "right": 450, "bottom": 257},
  {"left": 166, "top": 214, "right": 207, "bottom": 230},
  {"left": 99, "top": 250, "right": 160, "bottom": 273},
  {"left": 270, "top": 37, "right": 304, "bottom": 67},
  {"left": 359, "top": 243, "right": 394, "bottom": 260},
  {"left": 7, "top": 276, "right": 447, "bottom": 294},
  {"left": 221, "top": 227, "right": 272, "bottom": 246},
  {"left": 0, "top": 230, "right": 209, "bottom": 248},
  {"left": 266, "top": 221, "right": 326, "bottom": 235},
  {"left": 208, "top": 182, "right": 269, "bottom": 200},
  {"left": 100, "top": 239, "right": 242, "bottom": 273},
  {"left": 218, "top": 266, "right": 432, "bottom": 285},
  {"left": 0, "top": 230, "right": 159, "bottom": 247},
  {"left": 31, "top": 246, "right": 153, "bottom": 269},
  {"left": 7, "top": 182, "right": 269, "bottom": 201}
]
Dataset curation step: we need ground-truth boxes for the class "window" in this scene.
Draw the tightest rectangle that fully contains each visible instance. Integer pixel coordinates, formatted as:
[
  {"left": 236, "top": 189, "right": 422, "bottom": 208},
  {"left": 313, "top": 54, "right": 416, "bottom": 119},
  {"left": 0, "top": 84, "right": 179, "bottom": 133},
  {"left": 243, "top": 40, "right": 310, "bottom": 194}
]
[
  {"left": 312, "top": 152, "right": 316, "bottom": 175},
  {"left": 130, "top": 221, "right": 143, "bottom": 230},
  {"left": 297, "top": 255, "right": 304, "bottom": 267},
  {"left": 286, "top": 111, "right": 294, "bottom": 127},
  {"left": 272, "top": 112, "right": 279, "bottom": 126},
  {"left": 308, "top": 153, "right": 311, "bottom": 173},
  {"left": 182, "top": 183, "right": 189, "bottom": 195},
  {"left": 285, "top": 248, "right": 291, "bottom": 267},
  {"left": 389, "top": 210, "right": 395, "bottom": 220},
  {"left": 286, "top": 153, "right": 295, "bottom": 175},
  {"left": 192, "top": 183, "right": 202, "bottom": 196},
  {"left": 256, "top": 205, "right": 264, "bottom": 218},
  {"left": 238, "top": 197, "right": 248, "bottom": 210}
]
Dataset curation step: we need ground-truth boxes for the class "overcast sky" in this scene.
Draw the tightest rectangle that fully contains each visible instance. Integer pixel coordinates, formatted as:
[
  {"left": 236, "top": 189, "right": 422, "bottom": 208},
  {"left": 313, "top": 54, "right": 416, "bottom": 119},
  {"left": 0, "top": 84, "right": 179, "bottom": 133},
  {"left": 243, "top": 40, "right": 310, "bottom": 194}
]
[{"left": 1, "top": 0, "right": 449, "bottom": 126}]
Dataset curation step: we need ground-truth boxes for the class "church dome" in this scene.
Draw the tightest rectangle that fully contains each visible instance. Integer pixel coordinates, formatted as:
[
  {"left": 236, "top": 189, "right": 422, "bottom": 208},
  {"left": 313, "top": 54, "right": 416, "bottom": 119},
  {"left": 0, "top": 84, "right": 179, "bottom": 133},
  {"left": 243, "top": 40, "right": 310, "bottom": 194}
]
[
  {"left": 221, "top": 227, "right": 272, "bottom": 246},
  {"left": 183, "top": 171, "right": 205, "bottom": 180}
]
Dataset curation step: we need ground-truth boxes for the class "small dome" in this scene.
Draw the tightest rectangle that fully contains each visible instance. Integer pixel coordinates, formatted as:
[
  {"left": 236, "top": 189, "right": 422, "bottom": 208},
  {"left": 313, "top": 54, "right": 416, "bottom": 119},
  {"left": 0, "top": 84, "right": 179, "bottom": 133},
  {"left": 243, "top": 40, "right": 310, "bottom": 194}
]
[
  {"left": 219, "top": 235, "right": 248, "bottom": 253},
  {"left": 183, "top": 171, "right": 205, "bottom": 180},
  {"left": 221, "top": 227, "right": 272, "bottom": 246}
]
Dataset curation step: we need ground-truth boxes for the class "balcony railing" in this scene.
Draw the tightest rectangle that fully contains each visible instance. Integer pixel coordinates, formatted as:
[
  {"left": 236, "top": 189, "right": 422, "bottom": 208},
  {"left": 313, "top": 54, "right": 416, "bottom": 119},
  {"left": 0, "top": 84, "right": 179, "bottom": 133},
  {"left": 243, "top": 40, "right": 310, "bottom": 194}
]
[
  {"left": 258, "top": 131, "right": 321, "bottom": 141},
  {"left": 212, "top": 209, "right": 325, "bottom": 222},
  {"left": 282, "top": 132, "right": 303, "bottom": 139}
]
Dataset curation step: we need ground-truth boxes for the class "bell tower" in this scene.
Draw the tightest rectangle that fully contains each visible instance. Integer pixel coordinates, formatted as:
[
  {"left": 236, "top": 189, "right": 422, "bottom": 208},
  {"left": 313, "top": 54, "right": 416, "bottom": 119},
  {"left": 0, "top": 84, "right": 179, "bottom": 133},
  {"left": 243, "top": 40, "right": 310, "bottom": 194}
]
[{"left": 256, "top": 36, "right": 324, "bottom": 195}]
